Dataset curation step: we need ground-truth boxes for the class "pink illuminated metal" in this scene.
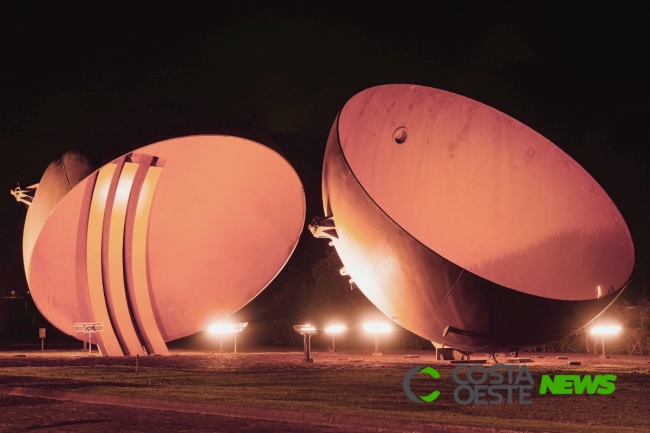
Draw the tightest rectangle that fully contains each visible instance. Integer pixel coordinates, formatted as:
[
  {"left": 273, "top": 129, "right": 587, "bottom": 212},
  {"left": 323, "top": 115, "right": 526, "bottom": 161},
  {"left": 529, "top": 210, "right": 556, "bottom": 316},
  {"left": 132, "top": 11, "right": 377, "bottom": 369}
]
[
  {"left": 21, "top": 136, "right": 305, "bottom": 356},
  {"left": 325, "top": 325, "right": 346, "bottom": 334},
  {"left": 124, "top": 156, "right": 168, "bottom": 356},
  {"left": 336, "top": 85, "right": 632, "bottom": 301},
  {"left": 317, "top": 84, "right": 634, "bottom": 352}
]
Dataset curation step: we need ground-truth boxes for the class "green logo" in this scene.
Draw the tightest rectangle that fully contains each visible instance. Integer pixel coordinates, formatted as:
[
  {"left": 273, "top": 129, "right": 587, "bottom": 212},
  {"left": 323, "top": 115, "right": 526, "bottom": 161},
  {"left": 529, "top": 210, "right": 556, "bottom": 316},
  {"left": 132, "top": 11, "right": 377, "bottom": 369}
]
[
  {"left": 403, "top": 366, "right": 440, "bottom": 403},
  {"left": 403, "top": 366, "right": 617, "bottom": 405},
  {"left": 539, "top": 374, "right": 616, "bottom": 395}
]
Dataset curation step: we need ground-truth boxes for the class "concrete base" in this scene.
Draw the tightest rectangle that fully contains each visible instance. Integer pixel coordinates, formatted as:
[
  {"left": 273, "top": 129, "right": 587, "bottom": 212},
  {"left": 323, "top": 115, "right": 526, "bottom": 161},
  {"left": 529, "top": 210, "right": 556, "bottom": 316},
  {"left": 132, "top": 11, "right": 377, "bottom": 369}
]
[
  {"left": 507, "top": 358, "right": 533, "bottom": 363},
  {"left": 601, "top": 355, "right": 610, "bottom": 359},
  {"left": 305, "top": 358, "right": 314, "bottom": 363},
  {"left": 372, "top": 352, "right": 382, "bottom": 356},
  {"left": 449, "top": 359, "right": 486, "bottom": 365},
  {"left": 435, "top": 347, "right": 469, "bottom": 361}
]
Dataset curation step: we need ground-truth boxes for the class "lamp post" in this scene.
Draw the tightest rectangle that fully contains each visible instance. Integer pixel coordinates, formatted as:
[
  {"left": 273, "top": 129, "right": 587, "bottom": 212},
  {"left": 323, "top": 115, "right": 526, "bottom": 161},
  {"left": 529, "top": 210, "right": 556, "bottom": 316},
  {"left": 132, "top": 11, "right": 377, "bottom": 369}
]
[
  {"left": 325, "top": 325, "right": 346, "bottom": 353},
  {"left": 293, "top": 324, "right": 318, "bottom": 363},
  {"left": 363, "top": 322, "right": 392, "bottom": 356},
  {"left": 233, "top": 323, "right": 247, "bottom": 353},
  {"left": 208, "top": 322, "right": 248, "bottom": 353},
  {"left": 590, "top": 325, "right": 621, "bottom": 359}
]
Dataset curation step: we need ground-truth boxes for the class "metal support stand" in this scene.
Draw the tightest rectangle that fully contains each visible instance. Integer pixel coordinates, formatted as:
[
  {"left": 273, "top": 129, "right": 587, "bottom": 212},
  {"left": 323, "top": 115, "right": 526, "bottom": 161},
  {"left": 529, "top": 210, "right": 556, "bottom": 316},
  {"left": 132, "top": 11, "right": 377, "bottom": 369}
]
[
  {"left": 303, "top": 334, "right": 314, "bottom": 362},
  {"left": 294, "top": 325, "right": 317, "bottom": 363},
  {"left": 601, "top": 336, "right": 610, "bottom": 359},
  {"left": 39, "top": 328, "right": 46, "bottom": 351},
  {"left": 372, "top": 335, "right": 382, "bottom": 356}
]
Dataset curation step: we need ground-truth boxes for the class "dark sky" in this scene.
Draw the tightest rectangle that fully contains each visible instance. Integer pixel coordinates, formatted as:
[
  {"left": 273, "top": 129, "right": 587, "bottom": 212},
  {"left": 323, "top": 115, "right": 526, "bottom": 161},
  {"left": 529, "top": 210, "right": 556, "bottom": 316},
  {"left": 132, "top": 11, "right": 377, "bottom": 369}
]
[{"left": 1, "top": 1, "right": 648, "bottom": 297}]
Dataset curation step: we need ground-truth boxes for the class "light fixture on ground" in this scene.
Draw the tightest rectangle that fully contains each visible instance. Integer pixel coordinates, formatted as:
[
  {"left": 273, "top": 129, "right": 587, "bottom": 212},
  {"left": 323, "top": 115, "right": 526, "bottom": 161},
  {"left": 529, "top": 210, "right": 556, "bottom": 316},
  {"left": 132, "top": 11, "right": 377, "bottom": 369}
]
[
  {"left": 363, "top": 321, "right": 391, "bottom": 356},
  {"left": 590, "top": 325, "right": 621, "bottom": 359},
  {"left": 208, "top": 322, "right": 248, "bottom": 353},
  {"left": 325, "top": 324, "right": 346, "bottom": 353},
  {"left": 293, "top": 324, "right": 318, "bottom": 363}
]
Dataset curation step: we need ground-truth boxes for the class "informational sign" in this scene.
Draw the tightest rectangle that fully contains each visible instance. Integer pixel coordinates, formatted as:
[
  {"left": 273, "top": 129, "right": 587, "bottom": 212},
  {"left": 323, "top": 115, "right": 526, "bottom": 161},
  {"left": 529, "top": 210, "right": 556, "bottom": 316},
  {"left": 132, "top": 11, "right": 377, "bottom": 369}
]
[
  {"left": 73, "top": 322, "right": 104, "bottom": 333},
  {"left": 73, "top": 322, "right": 104, "bottom": 354},
  {"left": 38, "top": 328, "right": 46, "bottom": 339}
]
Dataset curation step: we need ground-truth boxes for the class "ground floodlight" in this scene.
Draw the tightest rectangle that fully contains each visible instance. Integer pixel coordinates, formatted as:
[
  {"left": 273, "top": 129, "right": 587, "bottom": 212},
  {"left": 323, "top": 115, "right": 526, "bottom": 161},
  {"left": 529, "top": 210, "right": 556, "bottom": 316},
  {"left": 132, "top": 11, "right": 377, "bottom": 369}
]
[
  {"left": 325, "top": 325, "right": 346, "bottom": 334},
  {"left": 209, "top": 322, "right": 247, "bottom": 353},
  {"left": 590, "top": 324, "right": 622, "bottom": 359},
  {"left": 325, "top": 324, "right": 346, "bottom": 353},
  {"left": 363, "top": 321, "right": 391, "bottom": 356},
  {"left": 208, "top": 323, "right": 236, "bottom": 335},
  {"left": 363, "top": 322, "right": 392, "bottom": 334},
  {"left": 590, "top": 325, "right": 622, "bottom": 335}
]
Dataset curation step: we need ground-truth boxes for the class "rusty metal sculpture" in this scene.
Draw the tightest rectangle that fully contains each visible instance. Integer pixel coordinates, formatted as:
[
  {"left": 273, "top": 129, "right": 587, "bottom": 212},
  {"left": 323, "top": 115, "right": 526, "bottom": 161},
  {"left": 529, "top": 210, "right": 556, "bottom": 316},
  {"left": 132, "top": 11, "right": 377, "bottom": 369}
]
[
  {"left": 311, "top": 84, "right": 634, "bottom": 353},
  {"left": 18, "top": 136, "right": 305, "bottom": 356}
]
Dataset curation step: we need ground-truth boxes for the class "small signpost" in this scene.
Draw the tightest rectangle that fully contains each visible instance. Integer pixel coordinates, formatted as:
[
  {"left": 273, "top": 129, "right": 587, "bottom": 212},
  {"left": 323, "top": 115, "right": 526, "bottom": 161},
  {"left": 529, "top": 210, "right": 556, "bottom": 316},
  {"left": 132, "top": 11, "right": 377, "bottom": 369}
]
[
  {"left": 39, "top": 328, "right": 46, "bottom": 351},
  {"left": 74, "top": 322, "right": 104, "bottom": 354}
]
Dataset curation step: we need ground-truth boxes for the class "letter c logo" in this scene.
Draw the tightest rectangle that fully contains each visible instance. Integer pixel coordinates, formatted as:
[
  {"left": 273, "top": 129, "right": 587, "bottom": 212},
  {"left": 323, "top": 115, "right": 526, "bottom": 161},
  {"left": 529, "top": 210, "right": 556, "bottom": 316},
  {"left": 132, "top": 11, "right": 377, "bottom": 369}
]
[{"left": 403, "top": 366, "right": 441, "bottom": 403}]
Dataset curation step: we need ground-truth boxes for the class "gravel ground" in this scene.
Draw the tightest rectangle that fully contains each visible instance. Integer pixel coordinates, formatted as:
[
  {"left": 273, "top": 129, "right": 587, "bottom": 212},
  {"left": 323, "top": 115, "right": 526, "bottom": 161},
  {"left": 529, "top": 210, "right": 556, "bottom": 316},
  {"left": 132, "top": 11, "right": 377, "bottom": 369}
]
[
  {"left": 0, "top": 393, "right": 369, "bottom": 433},
  {"left": 1, "top": 349, "right": 647, "bottom": 372},
  {"left": 0, "top": 349, "right": 649, "bottom": 433}
]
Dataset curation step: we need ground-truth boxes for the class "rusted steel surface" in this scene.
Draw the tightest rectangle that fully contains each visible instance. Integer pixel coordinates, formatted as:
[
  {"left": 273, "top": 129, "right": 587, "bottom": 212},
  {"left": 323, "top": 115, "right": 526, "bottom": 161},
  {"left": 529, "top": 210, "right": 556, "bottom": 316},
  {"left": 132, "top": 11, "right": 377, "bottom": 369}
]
[
  {"left": 23, "top": 136, "right": 305, "bottom": 355},
  {"left": 337, "top": 85, "right": 633, "bottom": 301},
  {"left": 321, "top": 84, "right": 633, "bottom": 351},
  {"left": 22, "top": 151, "right": 94, "bottom": 283}
]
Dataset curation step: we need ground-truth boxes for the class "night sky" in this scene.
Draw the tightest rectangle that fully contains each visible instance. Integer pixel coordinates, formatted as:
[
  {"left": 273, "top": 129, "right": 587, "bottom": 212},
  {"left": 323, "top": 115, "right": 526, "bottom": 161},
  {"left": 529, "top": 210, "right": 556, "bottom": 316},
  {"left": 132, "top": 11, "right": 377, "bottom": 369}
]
[{"left": 1, "top": 2, "right": 648, "bottom": 301}]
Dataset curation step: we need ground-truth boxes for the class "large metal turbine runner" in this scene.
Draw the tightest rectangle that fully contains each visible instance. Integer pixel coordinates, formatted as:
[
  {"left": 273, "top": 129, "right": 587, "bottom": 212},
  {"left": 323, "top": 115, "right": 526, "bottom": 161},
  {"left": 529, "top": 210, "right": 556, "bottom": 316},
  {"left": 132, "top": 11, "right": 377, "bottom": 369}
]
[
  {"left": 19, "top": 136, "right": 305, "bottom": 356},
  {"left": 311, "top": 84, "right": 634, "bottom": 353}
]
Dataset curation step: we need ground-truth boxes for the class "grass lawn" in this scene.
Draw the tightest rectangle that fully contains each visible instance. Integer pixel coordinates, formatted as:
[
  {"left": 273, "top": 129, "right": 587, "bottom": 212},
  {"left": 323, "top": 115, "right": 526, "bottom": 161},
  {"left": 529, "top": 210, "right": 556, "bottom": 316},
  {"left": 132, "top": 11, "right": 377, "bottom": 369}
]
[{"left": 0, "top": 351, "right": 649, "bottom": 432}]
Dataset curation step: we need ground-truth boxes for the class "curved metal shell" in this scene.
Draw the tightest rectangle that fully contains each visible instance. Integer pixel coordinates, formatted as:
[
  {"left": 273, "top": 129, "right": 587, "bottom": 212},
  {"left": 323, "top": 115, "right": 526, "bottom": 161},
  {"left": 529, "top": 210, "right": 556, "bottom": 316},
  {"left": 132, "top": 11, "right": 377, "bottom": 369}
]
[
  {"left": 323, "top": 84, "right": 633, "bottom": 352},
  {"left": 25, "top": 136, "right": 305, "bottom": 355},
  {"left": 23, "top": 151, "right": 94, "bottom": 282}
]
